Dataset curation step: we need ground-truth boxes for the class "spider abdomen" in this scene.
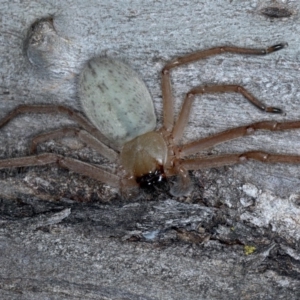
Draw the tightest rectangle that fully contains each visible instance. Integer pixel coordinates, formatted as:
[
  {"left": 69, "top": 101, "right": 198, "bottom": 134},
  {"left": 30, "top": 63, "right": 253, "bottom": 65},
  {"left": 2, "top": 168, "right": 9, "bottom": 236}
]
[{"left": 79, "top": 57, "right": 156, "bottom": 147}]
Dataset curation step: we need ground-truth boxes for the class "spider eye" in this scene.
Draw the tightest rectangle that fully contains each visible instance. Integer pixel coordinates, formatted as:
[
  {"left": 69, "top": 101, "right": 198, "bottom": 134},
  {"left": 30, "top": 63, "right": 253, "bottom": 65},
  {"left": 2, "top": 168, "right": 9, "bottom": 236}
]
[{"left": 136, "top": 168, "right": 166, "bottom": 190}]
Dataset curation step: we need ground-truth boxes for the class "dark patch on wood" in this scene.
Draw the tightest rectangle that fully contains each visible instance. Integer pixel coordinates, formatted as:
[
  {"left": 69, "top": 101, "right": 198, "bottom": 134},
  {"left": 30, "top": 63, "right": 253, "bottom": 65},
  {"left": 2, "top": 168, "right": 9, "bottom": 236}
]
[
  {"left": 114, "top": 97, "right": 121, "bottom": 104},
  {"left": 87, "top": 61, "right": 97, "bottom": 76},
  {"left": 102, "top": 81, "right": 109, "bottom": 90},
  {"left": 175, "top": 228, "right": 210, "bottom": 244},
  {"left": 97, "top": 83, "right": 105, "bottom": 93},
  {"left": 264, "top": 244, "right": 300, "bottom": 279},
  {"left": 260, "top": 7, "right": 292, "bottom": 19},
  {"left": 82, "top": 73, "right": 87, "bottom": 84},
  {"left": 30, "top": 17, "right": 54, "bottom": 32}
]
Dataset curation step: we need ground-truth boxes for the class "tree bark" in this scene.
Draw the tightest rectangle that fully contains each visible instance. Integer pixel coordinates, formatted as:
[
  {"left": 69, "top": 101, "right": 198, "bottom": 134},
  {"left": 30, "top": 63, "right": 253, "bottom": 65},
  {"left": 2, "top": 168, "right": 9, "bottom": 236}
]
[{"left": 1, "top": 0, "right": 300, "bottom": 299}]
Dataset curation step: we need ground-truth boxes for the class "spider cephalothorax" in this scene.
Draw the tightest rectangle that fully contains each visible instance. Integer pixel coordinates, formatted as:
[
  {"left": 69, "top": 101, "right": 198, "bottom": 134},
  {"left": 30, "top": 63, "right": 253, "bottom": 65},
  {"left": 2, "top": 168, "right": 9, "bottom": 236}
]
[{"left": 1, "top": 42, "right": 300, "bottom": 197}]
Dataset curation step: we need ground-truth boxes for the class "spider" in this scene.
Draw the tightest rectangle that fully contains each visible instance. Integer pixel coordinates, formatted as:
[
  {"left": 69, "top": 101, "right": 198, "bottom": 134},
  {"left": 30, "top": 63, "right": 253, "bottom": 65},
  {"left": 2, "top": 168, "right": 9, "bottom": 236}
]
[{"left": 1, "top": 42, "right": 300, "bottom": 196}]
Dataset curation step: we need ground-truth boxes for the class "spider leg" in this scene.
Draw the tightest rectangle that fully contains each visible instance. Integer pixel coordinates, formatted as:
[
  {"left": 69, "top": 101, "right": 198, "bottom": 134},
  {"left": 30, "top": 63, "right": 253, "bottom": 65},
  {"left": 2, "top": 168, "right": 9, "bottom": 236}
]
[
  {"left": 0, "top": 104, "right": 117, "bottom": 150},
  {"left": 167, "top": 165, "right": 193, "bottom": 197},
  {"left": 0, "top": 153, "right": 120, "bottom": 188},
  {"left": 172, "top": 85, "right": 282, "bottom": 143},
  {"left": 161, "top": 43, "right": 286, "bottom": 132},
  {"left": 180, "top": 151, "right": 300, "bottom": 171},
  {"left": 30, "top": 127, "right": 118, "bottom": 162},
  {"left": 180, "top": 120, "right": 300, "bottom": 157}
]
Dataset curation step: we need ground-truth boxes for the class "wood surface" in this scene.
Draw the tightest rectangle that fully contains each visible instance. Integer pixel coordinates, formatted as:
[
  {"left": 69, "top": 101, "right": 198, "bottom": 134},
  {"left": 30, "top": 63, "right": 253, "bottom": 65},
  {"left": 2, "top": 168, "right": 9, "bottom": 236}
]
[{"left": 1, "top": 1, "right": 300, "bottom": 299}]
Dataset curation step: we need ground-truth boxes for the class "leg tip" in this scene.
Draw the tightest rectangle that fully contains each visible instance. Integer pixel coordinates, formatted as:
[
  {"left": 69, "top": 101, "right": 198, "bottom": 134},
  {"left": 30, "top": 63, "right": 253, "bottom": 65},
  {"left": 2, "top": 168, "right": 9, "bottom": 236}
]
[
  {"left": 268, "top": 43, "right": 288, "bottom": 53},
  {"left": 266, "top": 107, "right": 283, "bottom": 114}
]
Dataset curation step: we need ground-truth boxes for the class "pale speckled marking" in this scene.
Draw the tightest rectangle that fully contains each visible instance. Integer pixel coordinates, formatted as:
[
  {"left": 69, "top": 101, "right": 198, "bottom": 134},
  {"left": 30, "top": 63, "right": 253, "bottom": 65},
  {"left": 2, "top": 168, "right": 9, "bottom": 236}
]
[{"left": 79, "top": 57, "right": 156, "bottom": 147}]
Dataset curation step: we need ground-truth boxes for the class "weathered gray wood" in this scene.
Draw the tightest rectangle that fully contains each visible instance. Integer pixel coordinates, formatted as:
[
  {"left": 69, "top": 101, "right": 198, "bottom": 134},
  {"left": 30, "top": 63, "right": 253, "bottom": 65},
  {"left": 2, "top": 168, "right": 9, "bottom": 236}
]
[{"left": 1, "top": 0, "right": 300, "bottom": 299}]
